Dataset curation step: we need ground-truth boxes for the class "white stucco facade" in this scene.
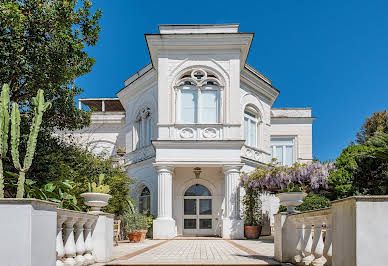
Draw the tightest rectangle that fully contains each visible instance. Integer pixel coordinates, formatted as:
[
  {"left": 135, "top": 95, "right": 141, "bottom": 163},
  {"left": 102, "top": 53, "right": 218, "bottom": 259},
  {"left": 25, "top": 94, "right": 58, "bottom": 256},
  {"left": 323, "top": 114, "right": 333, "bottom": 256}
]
[{"left": 74, "top": 24, "right": 315, "bottom": 239}]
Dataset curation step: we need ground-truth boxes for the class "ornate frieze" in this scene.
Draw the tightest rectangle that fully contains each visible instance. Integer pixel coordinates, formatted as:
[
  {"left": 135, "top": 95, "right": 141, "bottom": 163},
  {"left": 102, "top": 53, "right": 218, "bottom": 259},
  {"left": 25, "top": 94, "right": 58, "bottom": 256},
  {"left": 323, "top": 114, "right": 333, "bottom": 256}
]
[{"left": 241, "top": 145, "right": 265, "bottom": 162}]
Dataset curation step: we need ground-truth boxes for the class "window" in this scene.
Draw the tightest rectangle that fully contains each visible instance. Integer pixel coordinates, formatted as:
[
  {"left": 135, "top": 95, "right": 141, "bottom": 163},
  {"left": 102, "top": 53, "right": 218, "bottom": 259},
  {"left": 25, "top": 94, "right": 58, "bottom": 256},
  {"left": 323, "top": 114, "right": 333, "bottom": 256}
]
[
  {"left": 176, "top": 69, "right": 222, "bottom": 124},
  {"left": 244, "top": 107, "right": 259, "bottom": 147},
  {"left": 139, "top": 187, "right": 151, "bottom": 215},
  {"left": 271, "top": 138, "right": 295, "bottom": 166},
  {"left": 134, "top": 107, "right": 152, "bottom": 149}
]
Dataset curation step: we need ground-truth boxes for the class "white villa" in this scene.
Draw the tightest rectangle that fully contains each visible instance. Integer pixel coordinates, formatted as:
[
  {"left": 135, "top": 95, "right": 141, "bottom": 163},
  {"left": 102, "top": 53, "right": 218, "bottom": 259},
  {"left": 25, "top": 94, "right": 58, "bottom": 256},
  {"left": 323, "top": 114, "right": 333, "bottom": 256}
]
[{"left": 74, "top": 24, "right": 315, "bottom": 240}]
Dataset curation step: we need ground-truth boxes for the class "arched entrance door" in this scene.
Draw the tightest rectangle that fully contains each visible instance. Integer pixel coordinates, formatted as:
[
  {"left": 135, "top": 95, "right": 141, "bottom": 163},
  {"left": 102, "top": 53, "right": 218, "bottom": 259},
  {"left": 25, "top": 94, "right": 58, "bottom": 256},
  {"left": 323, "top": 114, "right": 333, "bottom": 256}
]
[{"left": 183, "top": 184, "right": 215, "bottom": 236}]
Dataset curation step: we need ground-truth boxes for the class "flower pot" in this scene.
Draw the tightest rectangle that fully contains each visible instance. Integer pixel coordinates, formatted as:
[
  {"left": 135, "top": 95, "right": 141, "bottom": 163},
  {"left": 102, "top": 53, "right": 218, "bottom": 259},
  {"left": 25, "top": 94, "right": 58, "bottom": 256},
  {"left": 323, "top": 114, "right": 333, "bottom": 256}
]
[
  {"left": 244, "top": 225, "right": 262, "bottom": 239},
  {"left": 80, "top": 192, "right": 112, "bottom": 214},
  {"left": 140, "top": 230, "right": 148, "bottom": 241},
  {"left": 277, "top": 192, "right": 307, "bottom": 214},
  {"left": 128, "top": 231, "right": 144, "bottom": 243}
]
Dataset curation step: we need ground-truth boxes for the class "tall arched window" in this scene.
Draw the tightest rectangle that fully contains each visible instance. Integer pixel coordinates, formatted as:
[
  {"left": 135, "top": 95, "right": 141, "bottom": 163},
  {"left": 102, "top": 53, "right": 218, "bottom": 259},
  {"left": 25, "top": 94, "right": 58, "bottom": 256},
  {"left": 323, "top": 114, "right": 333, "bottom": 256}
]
[
  {"left": 139, "top": 187, "right": 151, "bottom": 215},
  {"left": 244, "top": 106, "right": 259, "bottom": 147},
  {"left": 175, "top": 69, "right": 222, "bottom": 124},
  {"left": 134, "top": 107, "right": 152, "bottom": 149}
]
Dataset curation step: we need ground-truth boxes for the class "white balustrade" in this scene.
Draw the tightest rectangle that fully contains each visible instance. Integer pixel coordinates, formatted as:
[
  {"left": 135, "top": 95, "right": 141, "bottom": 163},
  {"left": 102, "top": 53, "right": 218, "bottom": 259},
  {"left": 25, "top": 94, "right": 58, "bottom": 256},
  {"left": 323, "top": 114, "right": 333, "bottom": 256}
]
[
  {"left": 57, "top": 209, "right": 98, "bottom": 266},
  {"left": 275, "top": 208, "right": 332, "bottom": 266}
]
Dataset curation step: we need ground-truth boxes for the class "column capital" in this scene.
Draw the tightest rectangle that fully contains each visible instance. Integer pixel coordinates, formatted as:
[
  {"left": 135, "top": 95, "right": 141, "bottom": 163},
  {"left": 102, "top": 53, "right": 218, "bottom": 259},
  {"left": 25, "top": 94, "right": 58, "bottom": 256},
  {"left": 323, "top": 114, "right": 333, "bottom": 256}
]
[
  {"left": 223, "top": 164, "right": 243, "bottom": 174},
  {"left": 153, "top": 164, "right": 174, "bottom": 174}
]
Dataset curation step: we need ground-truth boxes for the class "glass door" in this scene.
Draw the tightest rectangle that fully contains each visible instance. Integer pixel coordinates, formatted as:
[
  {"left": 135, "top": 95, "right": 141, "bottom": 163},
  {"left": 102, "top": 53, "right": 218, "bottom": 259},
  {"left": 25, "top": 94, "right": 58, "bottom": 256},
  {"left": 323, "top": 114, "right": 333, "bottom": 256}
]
[{"left": 183, "top": 184, "right": 214, "bottom": 236}]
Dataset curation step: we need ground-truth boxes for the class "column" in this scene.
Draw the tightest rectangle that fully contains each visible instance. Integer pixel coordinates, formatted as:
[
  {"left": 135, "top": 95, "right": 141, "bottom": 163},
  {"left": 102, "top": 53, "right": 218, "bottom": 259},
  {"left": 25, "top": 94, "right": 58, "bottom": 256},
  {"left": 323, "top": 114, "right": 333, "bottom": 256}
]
[
  {"left": 222, "top": 165, "right": 244, "bottom": 239},
  {"left": 153, "top": 165, "right": 177, "bottom": 239}
]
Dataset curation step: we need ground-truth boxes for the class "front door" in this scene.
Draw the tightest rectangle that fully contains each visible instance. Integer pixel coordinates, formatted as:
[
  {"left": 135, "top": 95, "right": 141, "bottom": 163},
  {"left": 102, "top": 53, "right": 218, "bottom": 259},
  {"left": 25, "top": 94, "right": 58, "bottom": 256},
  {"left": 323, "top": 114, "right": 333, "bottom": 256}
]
[{"left": 183, "top": 184, "right": 215, "bottom": 236}]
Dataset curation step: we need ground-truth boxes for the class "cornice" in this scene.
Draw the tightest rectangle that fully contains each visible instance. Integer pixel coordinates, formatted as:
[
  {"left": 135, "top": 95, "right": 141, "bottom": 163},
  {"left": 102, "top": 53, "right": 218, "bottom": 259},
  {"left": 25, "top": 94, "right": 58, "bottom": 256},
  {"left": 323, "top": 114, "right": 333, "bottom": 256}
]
[{"left": 145, "top": 33, "right": 254, "bottom": 70}]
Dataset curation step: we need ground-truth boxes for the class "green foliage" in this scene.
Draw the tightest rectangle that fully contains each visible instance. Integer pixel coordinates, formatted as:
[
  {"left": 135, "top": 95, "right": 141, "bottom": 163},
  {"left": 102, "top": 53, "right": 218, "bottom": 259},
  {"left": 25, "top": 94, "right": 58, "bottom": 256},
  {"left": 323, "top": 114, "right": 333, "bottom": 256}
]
[
  {"left": 279, "top": 193, "right": 330, "bottom": 212},
  {"left": 120, "top": 211, "right": 151, "bottom": 233},
  {"left": 10, "top": 89, "right": 51, "bottom": 198},
  {"left": 88, "top": 173, "right": 110, "bottom": 194},
  {"left": 365, "top": 131, "right": 388, "bottom": 161},
  {"left": 328, "top": 144, "right": 388, "bottom": 200},
  {"left": 0, "top": 84, "right": 10, "bottom": 198},
  {"left": 0, "top": 0, "right": 102, "bottom": 131},
  {"left": 282, "top": 182, "right": 303, "bottom": 192},
  {"left": 242, "top": 188, "right": 263, "bottom": 226},
  {"left": 14, "top": 135, "right": 134, "bottom": 215},
  {"left": 356, "top": 110, "right": 388, "bottom": 144}
]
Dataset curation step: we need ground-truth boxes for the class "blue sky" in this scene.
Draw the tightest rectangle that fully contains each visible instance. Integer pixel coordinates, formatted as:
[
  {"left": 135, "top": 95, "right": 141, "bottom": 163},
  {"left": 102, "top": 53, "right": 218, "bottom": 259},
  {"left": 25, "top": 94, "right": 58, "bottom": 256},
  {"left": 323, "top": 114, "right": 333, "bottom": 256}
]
[{"left": 76, "top": 0, "right": 388, "bottom": 162}]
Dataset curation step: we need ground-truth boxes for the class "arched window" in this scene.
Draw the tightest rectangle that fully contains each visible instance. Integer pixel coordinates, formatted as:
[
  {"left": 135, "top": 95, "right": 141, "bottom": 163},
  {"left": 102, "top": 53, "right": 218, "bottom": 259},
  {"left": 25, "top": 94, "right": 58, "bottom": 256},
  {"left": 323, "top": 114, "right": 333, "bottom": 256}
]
[
  {"left": 175, "top": 69, "right": 222, "bottom": 124},
  {"left": 134, "top": 107, "right": 152, "bottom": 149},
  {"left": 184, "top": 184, "right": 211, "bottom": 196},
  {"left": 244, "top": 106, "right": 259, "bottom": 147},
  {"left": 139, "top": 187, "right": 151, "bottom": 215}
]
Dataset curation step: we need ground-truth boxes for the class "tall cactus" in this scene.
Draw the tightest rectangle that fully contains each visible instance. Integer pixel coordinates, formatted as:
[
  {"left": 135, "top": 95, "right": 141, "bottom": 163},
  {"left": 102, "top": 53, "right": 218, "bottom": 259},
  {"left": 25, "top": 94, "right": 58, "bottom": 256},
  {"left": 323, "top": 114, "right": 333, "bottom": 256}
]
[
  {"left": 0, "top": 84, "right": 10, "bottom": 198},
  {"left": 12, "top": 89, "right": 51, "bottom": 198}
]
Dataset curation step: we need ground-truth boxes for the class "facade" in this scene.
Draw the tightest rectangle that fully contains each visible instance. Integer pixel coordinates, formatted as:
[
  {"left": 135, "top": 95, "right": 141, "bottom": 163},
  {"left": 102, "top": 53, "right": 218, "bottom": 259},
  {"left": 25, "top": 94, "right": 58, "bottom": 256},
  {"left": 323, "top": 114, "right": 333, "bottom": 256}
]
[{"left": 73, "top": 24, "right": 315, "bottom": 239}]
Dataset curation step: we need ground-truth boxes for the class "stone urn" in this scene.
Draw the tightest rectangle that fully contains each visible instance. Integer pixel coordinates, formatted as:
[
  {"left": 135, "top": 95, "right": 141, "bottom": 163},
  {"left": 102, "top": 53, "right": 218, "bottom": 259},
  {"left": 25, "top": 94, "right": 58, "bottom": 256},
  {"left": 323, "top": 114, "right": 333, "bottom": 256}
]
[
  {"left": 277, "top": 192, "right": 307, "bottom": 213},
  {"left": 81, "top": 192, "right": 112, "bottom": 214}
]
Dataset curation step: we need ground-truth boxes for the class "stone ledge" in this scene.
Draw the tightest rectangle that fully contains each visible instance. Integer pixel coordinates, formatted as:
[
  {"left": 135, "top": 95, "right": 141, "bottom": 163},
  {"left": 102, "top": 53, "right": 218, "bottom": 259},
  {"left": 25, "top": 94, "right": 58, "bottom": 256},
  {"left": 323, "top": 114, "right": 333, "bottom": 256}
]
[
  {"left": 0, "top": 198, "right": 58, "bottom": 207},
  {"left": 331, "top": 195, "right": 388, "bottom": 205}
]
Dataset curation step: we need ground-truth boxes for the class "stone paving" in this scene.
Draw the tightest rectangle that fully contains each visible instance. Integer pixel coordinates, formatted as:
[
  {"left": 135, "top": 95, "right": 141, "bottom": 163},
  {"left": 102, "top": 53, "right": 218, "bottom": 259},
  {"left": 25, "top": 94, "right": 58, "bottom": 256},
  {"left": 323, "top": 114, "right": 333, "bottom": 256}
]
[{"left": 97, "top": 236, "right": 282, "bottom": 265}]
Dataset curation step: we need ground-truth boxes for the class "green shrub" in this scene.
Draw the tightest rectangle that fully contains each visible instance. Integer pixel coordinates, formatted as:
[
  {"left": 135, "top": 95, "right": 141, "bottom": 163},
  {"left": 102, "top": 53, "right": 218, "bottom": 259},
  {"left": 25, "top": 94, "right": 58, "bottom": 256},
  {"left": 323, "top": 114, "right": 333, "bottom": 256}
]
[{"left": 279, "top": 193, "right": 330, "bottom": 212}]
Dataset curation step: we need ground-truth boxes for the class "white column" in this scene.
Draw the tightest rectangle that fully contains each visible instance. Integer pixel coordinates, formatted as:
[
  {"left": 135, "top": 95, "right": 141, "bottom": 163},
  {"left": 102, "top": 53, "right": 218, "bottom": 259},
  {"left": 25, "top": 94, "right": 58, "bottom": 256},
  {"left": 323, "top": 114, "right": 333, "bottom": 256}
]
[
  {"left": 75, "top": 218, "right": 87, "bottom": 266},
  {"left": 56, "top": 216, "right": 66, "bottom": 266},
  {"left": 222, "top": 165, "right": 244, "bottom": 239},
  {"left": 153, "top": 165, "right": 177, "bottom": 239},
  {"left": 84, "top": 218, "right": 96, "bottom": 265},
  {"left": 63, "top": 217, "right": 77, "bottom": 266}
]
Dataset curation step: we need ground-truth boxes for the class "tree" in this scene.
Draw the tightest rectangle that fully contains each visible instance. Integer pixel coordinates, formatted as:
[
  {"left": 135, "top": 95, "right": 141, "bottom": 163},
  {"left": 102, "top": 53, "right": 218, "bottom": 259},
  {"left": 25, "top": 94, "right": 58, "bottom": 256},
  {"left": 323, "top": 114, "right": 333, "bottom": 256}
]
[
  {"left": 356, "top": 110, "right": 388, "bottom": 144},
  {"left": 328, "top": 143, "right": 388, "bottom": 200},
  {"left": 0, "top": 0, "right": 102, "bottom": 131}
]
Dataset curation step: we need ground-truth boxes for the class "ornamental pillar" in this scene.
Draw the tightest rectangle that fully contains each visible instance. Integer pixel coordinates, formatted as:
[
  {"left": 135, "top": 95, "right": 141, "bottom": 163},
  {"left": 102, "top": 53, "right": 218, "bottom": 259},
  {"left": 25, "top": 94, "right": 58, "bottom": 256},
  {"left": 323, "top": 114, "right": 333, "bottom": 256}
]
[
  {"left": 153, "top": 165, "right": 177, "bottom": 239},
  {"left": 222, "top": 165, "right": 244, "bottom": 239}
]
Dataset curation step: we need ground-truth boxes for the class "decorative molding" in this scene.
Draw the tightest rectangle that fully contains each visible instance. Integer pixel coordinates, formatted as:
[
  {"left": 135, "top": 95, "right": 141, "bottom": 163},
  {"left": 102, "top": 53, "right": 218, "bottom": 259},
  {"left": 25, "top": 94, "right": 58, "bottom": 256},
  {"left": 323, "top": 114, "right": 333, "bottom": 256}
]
[
  {"left": 126, "top": 145, "right": 155, "bottom": 165},
  {"left": 202, "top": 128, "right": 217, "bottom": 138},
  {"left": 179, "top": 128, "right": 195, "bottom": 139},
  {"left": 241, "top": 145, "right": 268, "bottom": 162}
]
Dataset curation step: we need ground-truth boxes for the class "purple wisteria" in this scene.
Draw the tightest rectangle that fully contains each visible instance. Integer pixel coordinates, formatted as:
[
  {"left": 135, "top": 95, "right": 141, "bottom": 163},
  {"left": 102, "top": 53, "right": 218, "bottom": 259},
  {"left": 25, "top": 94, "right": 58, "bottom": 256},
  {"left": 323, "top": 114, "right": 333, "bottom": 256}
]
[{"left": 240, "top": 161, "right": 335, "bottom": 192}]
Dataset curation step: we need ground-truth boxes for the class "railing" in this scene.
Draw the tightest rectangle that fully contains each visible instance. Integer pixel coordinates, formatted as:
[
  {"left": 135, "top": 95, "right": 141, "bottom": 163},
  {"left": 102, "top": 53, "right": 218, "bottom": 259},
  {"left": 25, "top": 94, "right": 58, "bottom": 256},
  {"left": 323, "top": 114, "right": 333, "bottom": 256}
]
[
  {"left": 56, "top": 209, "right": 98, "bottom": 266},
  {"left": 0, "top": 199, "right": 113, "bottom": 266},
  {"left": 274, "top": 196, "right": 388, "bottom": 266}
]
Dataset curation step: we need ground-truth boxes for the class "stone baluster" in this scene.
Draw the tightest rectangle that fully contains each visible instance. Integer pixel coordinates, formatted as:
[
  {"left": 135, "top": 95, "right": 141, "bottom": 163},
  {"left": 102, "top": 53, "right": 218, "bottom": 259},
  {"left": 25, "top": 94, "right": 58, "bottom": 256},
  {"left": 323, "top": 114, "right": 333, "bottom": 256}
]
[
  {"left": 63, "top": 216, "right": 78, "bottom": 266},
  {"left": 56, "top": 215, "right": 66, "bottom": 266},
  {"left": 301, "top": 221, "right": 315, "bottom": 265},
  {"left": 75, "top": 217, "right": 87, "bottom": 265},
  {"left": 311, "top": 222, "right": 326, "bottom": 266},
  {"left": 293, "top": 220, "right": 304, "bottom": 265},
  {"left": 84, "top": 218, "right": 96, "bottom": 264},
  {"left": 323, "top": 216, "right": 333, "bottom": 266}
]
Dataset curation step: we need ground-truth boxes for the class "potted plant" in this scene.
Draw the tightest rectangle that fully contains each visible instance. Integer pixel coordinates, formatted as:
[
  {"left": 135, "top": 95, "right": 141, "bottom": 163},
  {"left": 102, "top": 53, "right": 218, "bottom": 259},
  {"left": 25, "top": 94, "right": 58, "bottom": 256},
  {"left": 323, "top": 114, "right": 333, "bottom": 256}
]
[
  {"left": 116, "top": 146, "right": 126, "bottom": 157},
  {"left": 276, "top": 182, "right": 307, "bottom": 214},
  {"left": 81, "top": 174, "right": 111, "bottom": 214},
  {"left": 121, "top": 211, "right": 150, "bottom": 243},
  {"left": 242, "top": 188, "right": 263, "bottom": 239}
]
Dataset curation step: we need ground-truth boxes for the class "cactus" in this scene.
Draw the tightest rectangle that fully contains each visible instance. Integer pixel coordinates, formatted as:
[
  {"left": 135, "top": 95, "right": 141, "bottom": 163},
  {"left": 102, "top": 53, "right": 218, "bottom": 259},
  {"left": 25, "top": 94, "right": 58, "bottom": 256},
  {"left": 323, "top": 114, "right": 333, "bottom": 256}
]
[
  {"left": 88, "top": 173, "right": 110, "bottom": 194},
  {"left": 0, "top": 84, "right": 10, "bottom": 198},
  {"left": 11, "top": 89, "right": 51, "bottom": 198}
]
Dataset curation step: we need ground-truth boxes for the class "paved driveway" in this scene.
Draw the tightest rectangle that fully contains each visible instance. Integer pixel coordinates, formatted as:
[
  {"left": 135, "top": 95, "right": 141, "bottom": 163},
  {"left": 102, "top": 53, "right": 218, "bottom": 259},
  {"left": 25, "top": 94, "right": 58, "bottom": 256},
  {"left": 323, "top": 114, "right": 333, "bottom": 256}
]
[{"left": 97, "top": 236, "right": 281, "bottom": 265}]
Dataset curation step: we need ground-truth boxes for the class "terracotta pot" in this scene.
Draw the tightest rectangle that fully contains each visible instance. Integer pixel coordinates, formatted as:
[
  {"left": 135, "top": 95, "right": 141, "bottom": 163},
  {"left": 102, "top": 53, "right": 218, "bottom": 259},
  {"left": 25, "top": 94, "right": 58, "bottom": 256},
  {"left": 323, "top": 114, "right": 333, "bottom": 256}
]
[
  {"left": 128, "top": 231, "right": 143, "bottom": 243},
  {"left": 244, "top": 225, "right": 262, "bottom": 239},
  {"left": 140, "top": 230, "right": 148, "bottom": 241}
]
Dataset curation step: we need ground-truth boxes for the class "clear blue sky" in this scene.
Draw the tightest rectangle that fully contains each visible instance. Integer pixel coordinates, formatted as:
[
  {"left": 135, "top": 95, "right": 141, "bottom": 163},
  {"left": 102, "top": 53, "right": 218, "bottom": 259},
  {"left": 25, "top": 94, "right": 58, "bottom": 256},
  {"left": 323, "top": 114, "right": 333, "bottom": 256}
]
[{"left": 76, "top": 0, "right": 388, "bottom": 162}]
